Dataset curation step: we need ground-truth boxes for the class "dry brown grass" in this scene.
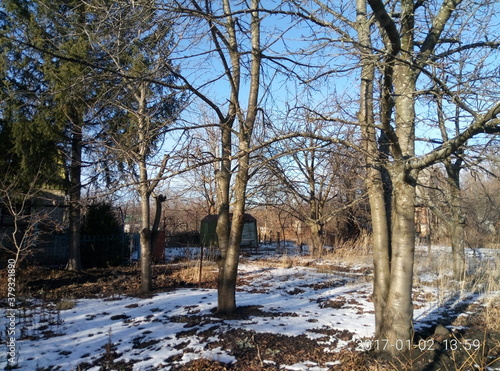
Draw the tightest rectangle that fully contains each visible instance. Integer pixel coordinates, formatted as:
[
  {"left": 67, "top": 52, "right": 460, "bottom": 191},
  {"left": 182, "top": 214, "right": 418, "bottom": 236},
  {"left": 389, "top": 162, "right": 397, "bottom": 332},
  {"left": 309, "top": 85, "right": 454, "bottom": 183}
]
[
  {"left": 411, "top": 248, "right": 500, "bottom": 371},
  {"left": 170, "top": 261, "right": 219, "bottom": 285},
  {"left": 323, "top": 231, "right": 373, "bottom": 267},
  {"left": 473, "top": 254, "right": 500, "bottom": 333},
  {"left": 414, "top": 246, "right": 500, "bottom": 299},
  {"left": 55, "top": 298, "right": 77, "bottom": 311},
  {"left": 481, "top": 301, "right": 500, "bottom": 332}
]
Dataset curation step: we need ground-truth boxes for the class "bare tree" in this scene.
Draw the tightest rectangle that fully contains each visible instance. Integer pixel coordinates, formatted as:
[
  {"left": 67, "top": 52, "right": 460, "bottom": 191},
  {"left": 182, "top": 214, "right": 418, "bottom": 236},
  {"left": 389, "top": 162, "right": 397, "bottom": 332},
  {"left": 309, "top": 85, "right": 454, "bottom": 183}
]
[
  {"left": 461, "top": 157, "right": 500, "bottom": 247},
  {"left": 162, "top": 0, "right": 267, "bottom": 313},
  {"left": 212, "top": 0, "right": 262, "bottom": 313},
  {"left": 260, "top": 127, "right": 365, "bottom": 257},
  {"left": 422, "top": 40, "right": 499, "bottom": 277},
  {"left": 176, "top": 123, "right": 220, "bottom": 217},
  {"left": 82, "top": 0, "right": 184, "bottom": 293},
  {"left": 0, "top": 173, "right": 63, "bottom": 266},
  {"left": 355, "top": 0, "right": 500, "bottom": 354},
  {"left": 282, "top": 0, "right": 499, "bottom": 356}
]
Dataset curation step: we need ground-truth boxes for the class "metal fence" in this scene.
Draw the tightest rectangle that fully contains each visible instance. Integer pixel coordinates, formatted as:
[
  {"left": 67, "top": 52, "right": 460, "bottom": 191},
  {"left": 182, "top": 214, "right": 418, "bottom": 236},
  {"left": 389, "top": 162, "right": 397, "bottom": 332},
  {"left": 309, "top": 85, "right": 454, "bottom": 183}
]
[
  {"left": 27, "top": 233, "right": 131, "bottom": 267},
  {"left": 80, "top": 234, "right": 130, "bottom": 267}
]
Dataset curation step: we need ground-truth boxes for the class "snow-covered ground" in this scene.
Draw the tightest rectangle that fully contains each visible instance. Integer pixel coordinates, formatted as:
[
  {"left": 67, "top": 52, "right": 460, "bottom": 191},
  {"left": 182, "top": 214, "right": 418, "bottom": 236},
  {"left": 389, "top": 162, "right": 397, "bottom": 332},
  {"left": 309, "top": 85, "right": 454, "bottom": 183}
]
[{"left": 1, "top": 244, "right": 499, "bottom": 370}]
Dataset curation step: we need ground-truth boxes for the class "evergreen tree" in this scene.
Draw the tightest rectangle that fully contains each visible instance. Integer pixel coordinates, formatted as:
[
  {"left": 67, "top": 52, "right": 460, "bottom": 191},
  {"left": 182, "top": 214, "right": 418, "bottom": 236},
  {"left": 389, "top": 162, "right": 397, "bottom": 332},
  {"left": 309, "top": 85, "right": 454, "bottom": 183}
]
[
  {"left": 2, "top": 1, "right": 183, "bottom": 278},
  {"left": 0, "top": 1, "right": 64, "bottom": 189},
  {"left": 1, "top": 0, "right": 103, "bottom": 270},
  {"left": 81, "top": 202, "right": 127, "bottom": 268}
]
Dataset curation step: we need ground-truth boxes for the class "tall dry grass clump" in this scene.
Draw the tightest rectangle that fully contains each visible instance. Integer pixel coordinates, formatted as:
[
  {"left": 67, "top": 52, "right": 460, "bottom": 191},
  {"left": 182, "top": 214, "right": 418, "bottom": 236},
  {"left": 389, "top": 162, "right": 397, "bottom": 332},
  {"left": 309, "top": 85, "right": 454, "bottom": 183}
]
[
  {"left": 325, "top": 230, "right": 372, "bottom": 266},
  {"left": 170, "top": 260, "right": 219, "bottom": 286},
  {"left": 471, "top": 251, "right": 500, "bottom": 332},
  {"left": 414, "top": 246, "right": 500, "bottom": 331}
]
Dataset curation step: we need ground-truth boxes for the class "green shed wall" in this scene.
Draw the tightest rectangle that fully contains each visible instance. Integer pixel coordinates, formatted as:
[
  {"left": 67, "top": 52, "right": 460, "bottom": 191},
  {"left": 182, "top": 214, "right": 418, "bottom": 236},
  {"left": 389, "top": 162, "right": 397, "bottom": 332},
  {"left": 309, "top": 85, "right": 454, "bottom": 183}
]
[{"left": 200, "top": 215, "right": 258, "bottom": 248}]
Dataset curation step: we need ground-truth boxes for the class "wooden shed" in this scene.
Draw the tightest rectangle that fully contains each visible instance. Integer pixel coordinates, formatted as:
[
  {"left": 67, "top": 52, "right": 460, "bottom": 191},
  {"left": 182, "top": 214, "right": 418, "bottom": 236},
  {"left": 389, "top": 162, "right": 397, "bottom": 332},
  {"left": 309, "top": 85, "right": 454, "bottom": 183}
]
[{"left": 200, "top": 213, "right": 258, "bottom": 249}]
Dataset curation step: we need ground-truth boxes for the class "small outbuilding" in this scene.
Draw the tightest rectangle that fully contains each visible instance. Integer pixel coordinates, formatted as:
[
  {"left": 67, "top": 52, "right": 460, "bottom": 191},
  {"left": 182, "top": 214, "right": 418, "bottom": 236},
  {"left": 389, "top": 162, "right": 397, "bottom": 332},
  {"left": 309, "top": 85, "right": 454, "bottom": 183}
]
[{"left": 200, "top": 213, "right": 258, "bottom": 249}]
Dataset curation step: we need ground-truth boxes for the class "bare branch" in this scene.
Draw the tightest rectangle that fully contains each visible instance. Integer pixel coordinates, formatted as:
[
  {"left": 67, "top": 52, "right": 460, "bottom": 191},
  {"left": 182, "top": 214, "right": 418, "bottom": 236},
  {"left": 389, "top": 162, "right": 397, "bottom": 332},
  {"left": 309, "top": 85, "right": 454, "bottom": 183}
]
[{"left": 408, "top": 101, "right": 500, "bottom": 170}]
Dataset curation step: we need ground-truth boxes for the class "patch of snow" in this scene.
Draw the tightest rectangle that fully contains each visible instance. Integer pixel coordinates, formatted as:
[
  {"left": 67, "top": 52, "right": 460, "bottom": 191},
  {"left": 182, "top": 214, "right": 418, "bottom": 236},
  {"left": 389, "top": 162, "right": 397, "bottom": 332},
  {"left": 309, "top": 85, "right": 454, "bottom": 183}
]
[{"left": 1, "top": 243, "right": 497, "bottom": 370}]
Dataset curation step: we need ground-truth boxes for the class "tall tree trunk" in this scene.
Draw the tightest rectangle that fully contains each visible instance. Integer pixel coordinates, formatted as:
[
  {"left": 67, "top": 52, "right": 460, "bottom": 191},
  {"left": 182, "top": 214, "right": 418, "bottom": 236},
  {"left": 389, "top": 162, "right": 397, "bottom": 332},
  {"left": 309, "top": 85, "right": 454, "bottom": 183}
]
[
  {"left": 218, "top": 200, "right": 245, "bottom": 314},
  {"left": 356, "top": 0, "right": 391, "bottom": 340},
  {"left": 216, "top": 149, "right": 251, "bottom": 314},
  {"left": 371, "top": 0, "right": 418, "bottom": 353},
  {"left": 367, "top": 169, "right": 392, "bottom": 338},
  {"left": 138, "top": 83, "right": 153, "bottom": 295},
  {"left": 139, "top": 160, "right": 152, "bottom": 294},
  {"left": 219, "top": 127, "right": 253, "bottom": 311},
  {"left": 215, "top": 122, "right": 233, "bottom": 312},
  {"left": 379, "top": 24, "right": 418, "bottom": 351},
  {"left": 382, "top": 166, "right": 417, "bottom": 351},
  {"left": 67, "top": 113, "right": 82, "bottom": 271},
  {"left": 308, "top": 221, "right": 324, "bottom": 258},
  {"left": 215, "top": 0, "right": 260, "bottom": 314},
  {"left": 359, "top": 0, "right": 418, "bottom": 354},
  {"left": 215, "top": 206, "right": 234, "bottom": 312},
  {"left": 446, "top": 162, "right": 466, "bottom": 279}
]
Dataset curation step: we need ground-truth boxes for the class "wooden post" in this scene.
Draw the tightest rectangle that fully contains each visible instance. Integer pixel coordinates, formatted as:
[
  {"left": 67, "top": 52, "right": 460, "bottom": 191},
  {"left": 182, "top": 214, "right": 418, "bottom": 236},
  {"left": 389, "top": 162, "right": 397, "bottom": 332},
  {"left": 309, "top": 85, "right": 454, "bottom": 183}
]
[{"left": 198, "top": 245, "right": 204, "bottom": 287}]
